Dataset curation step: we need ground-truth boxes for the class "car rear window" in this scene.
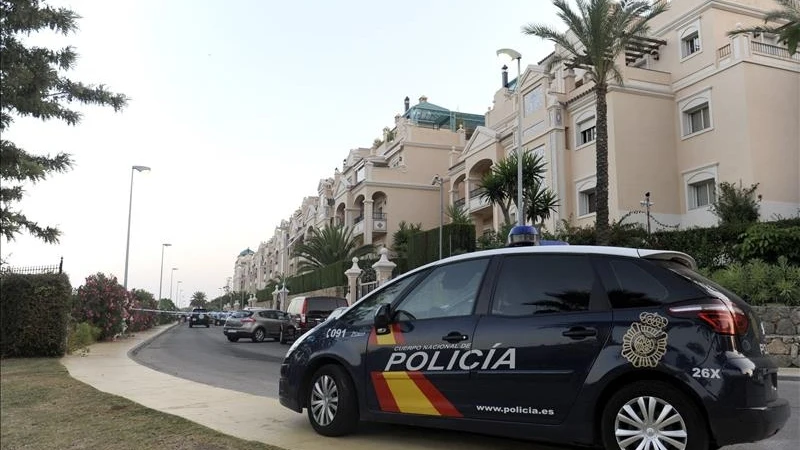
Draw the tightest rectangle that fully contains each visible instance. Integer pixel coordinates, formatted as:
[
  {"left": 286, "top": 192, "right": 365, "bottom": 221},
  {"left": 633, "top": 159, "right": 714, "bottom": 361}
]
[
  {"left": 307, "top": 297, "right": 347, "bottom": 312},
  {"left": 230, "top": 311, "right": 253, "bottom": 318},
  {"left": 652, "top": 260, "right": 746, "bottom": 304},
  {"left": 596, "top": 256, "right": 708, "bottom": 308}
]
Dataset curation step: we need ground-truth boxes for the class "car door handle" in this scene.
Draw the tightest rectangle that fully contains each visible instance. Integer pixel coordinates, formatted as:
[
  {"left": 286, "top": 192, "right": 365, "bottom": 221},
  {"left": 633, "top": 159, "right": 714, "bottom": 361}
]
[
  {"left": 442, "top": 332, "right": 469, "bottom": 343},
  {"left": 562, "top": 327, "right": 597, "bottom": 339}
]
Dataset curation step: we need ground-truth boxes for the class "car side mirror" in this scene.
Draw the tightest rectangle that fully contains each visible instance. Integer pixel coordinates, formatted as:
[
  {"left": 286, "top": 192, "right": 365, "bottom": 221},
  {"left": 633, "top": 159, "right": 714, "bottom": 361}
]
[{"left": 374, "top": 303, "right": 391, "bottom": 332}]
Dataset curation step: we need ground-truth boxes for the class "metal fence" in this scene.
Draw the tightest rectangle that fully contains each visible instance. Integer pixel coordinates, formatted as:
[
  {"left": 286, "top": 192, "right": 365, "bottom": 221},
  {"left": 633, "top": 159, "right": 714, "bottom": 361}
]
[
  {"left": 358, "top": 281, "right": 378, "bottom": 300},
  {"left": 0, "top": 257, "right": 63, "bottom": 275}
]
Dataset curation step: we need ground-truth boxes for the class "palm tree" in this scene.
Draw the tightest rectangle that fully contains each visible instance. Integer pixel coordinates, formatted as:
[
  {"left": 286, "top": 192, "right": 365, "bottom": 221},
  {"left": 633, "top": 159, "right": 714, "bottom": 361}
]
[
  {"left": 523, "top": 0, "right": 668, "bottom": 244},
  {"left": 446, "top": 204, "right": 472, "bottom": 225},
  {"left": 728, "top": 0, "right": 799, "bottom": 55},
  {"left": 189, "top": 291, "right": 207, "bottom": 308},
  {"left": 392, "top": 221, "right": 422, "bottom": 258},
  {"left": 480, "top": 150, "right": 558, "bottom": 226},
  {"left": 292, "top": 224, "right": 375, "bottom": 273}
]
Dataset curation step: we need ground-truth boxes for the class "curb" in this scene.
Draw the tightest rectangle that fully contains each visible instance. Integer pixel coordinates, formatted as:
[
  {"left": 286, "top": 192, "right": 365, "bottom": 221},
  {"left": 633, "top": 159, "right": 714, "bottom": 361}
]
[{"left": 126, "top": 321, "right": 181, "bottom": 358}]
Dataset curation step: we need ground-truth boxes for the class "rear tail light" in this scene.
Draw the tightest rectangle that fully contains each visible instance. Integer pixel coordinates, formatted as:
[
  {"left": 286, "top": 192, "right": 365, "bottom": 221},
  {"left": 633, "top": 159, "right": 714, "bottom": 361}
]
[
  {"left": 241, "top": 318, "right": 255, "bottom": 323},
  {"left": 668, "top": 298, "right": 749, "bottom": 335},
  {"left": 300, "top": 301, "right": 308, "bottom": 325}
]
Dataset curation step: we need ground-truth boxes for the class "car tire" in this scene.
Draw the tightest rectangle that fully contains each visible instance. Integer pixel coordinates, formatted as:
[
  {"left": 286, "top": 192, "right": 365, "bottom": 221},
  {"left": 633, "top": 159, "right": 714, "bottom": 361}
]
[
  {"left": 252, "top": 327, "right": 266, "bottom": 343},
  {"left": 306, "top": 364, "right": 358, "bottom": 437},
  {"left": 601, "top": 380, "right": 709, "bottom": 450},
  {"left": 227, "top": 336, "right": 239, "bottom": 342},
  {"left": 205, "top": 324, "right": 209, "bottom": 328},
  {"left": 188, "top": 324, "right": 192, "bottom": 328}
]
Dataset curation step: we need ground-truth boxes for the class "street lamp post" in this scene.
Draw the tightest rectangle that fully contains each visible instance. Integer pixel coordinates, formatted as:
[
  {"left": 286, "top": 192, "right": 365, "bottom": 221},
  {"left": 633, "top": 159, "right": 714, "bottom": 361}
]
[
  {"left": 176, "top": 281, "right": 182, "bottom": 308},
  {"left": 640, "top": 192, "right": 654, "bottom": 235},
  {"left": 123, "top": 165, "right": 151, "bottom": 289},
  {"left": 158, "top": 243, "right": 171, "bottom": 300},
  {"left": 431, "top": 175, "right": 444, "bottom": 260},
  {"left": 170, "top": 267, "right": 178, "bottom": 300},
  {"left": 497, "top": 48, "right": 524, "bottom": 226}
]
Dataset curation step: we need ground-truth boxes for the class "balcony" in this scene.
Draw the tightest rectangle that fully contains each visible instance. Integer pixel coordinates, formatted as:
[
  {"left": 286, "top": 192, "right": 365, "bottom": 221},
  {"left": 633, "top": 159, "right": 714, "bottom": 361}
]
[
  {"left": 372, "top": 212, "right": 388, "bottom": 233},
  {"left": 454, "top": 198, "right": 466, "bottom": 209},
  {"left": 352, "top": 215, "right": 364, "bottom": 235},
  {"left": 751, "top": 41, "right": 800, "bottom": 62},
  {"left": 468, "top": 187, "right": 490, "bottom": 211}
]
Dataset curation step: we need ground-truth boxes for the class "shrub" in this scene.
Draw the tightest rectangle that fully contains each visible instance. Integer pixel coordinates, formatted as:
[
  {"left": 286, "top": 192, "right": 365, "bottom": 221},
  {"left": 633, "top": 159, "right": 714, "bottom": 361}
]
[
  {"left": 707, "top": 257, "right": 800, "bottom": 305},
  {"left": 73, "top": 273, "right": 130, "bottom": 340},
  {"left": 0, "top": 273, "right": 72, "bottom": 357},
  {"left": 127, "top": 289, "right": 158, "bottom": 332},
  {"left": 710, "top": 181, "right": 760, "bottom": 226},
  {"left": 66, "top": 322, "right": 102, "bottom": 354},
  {"left": 646, "top": 224, "right": 746, "bottom": 269},
  {"left": 737, "top": 223, "right": 800, "bottom": 265}
]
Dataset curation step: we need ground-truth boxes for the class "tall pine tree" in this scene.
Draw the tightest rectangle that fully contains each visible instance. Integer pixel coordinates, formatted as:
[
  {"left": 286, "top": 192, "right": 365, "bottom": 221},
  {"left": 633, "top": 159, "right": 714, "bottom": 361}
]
[{"left": 0, "top": 0, "right": 127, "bottom": 243}]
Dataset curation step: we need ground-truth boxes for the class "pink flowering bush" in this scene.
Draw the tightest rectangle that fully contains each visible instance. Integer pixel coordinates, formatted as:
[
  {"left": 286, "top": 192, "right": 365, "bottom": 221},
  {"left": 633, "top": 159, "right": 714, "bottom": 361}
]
[
  {"left": 74, "top": 273, "right": 130, "bottom": 340},
  {"left": 127, "top": 289, "right": 158, "bottom": 332}
]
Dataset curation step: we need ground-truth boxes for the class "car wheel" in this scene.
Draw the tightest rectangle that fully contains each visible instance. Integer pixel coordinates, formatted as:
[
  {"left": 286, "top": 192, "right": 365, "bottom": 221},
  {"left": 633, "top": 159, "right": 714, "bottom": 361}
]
[
  {"left": 205, "top": 324, "right": 210, "bottom": 328},
  {"left": 252, "top": 327, "right": 266, "bottom": 343},
  {"left": 227, "top": 336, "right": 239, "bottom": 342},
  {"left": 306, "top": 364, "right": 358, "bottom": 436},
  {"left": 188, "top": 324, "right": 192, "bottom": 328},
  {"left": 601, "top": 380, "right": 709, "bottom": 450}
]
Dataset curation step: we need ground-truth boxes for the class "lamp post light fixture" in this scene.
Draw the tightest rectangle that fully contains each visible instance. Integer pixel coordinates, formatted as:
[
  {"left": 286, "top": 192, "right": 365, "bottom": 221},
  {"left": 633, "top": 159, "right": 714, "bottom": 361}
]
[
  {"left": 123, "top": 165, "right": 151, "bottom": 289},
  {"left": 158, "top": 243, "right": 171, "bottom": 301},
  {"left": 640, "top": 191, "right": 654, "bottom": 235},
  {"left": 170, "top": 267, "right": 178, "bottom": 301},
  {"left": 431, "top": 174, "right": 444, "bottom": 260},
  {"left": 496, "top": 48, "right": 524, "bottom": 226}
]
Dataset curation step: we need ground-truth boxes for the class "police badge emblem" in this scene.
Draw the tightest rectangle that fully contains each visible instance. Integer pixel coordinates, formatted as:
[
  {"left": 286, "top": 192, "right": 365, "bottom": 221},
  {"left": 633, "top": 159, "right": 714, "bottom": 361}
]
[{"left": 622, "top": 312, "right": 669, "bottom": 368}]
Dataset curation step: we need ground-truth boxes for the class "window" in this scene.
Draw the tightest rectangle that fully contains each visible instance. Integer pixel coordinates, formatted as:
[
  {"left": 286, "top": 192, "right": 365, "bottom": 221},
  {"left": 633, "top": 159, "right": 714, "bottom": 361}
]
[
  {"left": 577, "top": 117, "right": 596, "bottom": 146},
  {"left": 689, "top": 179, "right": 715, "bottom": 209},
  {"left": 491, "top": 255, "right": 594, "bottom": 316},
  {"left": 605, "top": 259, "right": 668, "bottom": 308},
  {"left": 524, "top": 85, "right": 544, "bottom": 116},
  {"left": 394, "top": 258, "right": 489, "bottom": 321},
  {"left": 682, "top": 31, "right": 701, "bottom": 58},
  {"left": 356, "top": 166, "right": 365, "bottom": 183},
  {"left": 579, "top": 188, "right": 596, "bottom": 216},
  {"left": 683, "top": 102, "right": 710, "bottom": 135},
  {"left": 341, "top": 272, "right": 423, "bottom": 326}
]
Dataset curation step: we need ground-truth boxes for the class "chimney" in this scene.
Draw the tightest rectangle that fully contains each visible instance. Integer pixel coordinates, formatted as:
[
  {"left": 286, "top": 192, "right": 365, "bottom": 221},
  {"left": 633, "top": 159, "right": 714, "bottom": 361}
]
[
  {"left": 404, "top": 96, "right": 410, "bottom": 112},
  {"left": 419, "top": 95, "right": 428, "bottom": 103},
  {"left": 502, "top": 65, "right": 509, "bottom": 88}
]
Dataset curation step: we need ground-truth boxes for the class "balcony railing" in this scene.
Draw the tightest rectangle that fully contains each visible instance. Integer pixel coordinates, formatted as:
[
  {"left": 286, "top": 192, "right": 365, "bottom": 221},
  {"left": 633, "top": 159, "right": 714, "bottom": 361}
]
[
  {"left": 468, "top": 188, "right": 490, "bottom": 211},
  {"left": 372, "top": 212, "right": 387, "bottom": 220},
  {"left": 454, "top": 198, "right": 466, "bottom": 209},
  {"left": 717, "top": 43, "right": 731, "bottom": 59},
  {"left": 751, "top": 41, "right": 800, "bottom": 61},
  {"left": 352, "top": 220, "right": 364, "bottom": 235},
  {"left": 353, "top": 214, "right": 364, "bottom": 224}
]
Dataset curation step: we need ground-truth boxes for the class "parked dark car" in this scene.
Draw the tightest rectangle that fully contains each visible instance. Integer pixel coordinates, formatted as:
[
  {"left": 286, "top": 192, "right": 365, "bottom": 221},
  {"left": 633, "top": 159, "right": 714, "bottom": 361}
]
[
  {"left": 281, "top": 296, "right": 349, "bottom": 344},
  {"left": 223, "top": 308, "right": 289, "bottom": 343},
  {"left": 278, "top": 245, "right": 790, "bottom": 449},
  {"left": 188, "top": 308, "right": 210, "bottom": 328}
]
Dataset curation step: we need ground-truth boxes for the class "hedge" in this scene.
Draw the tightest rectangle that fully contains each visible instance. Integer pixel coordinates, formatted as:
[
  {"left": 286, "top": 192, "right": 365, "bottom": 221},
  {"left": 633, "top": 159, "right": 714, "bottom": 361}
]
[
  {"left": 286, "top": 260, "right": 348, "bottom": 294},
  {"left": 0, "top": 273, "right": 72, "bottom": 358},
  {"left": 407, "top": 223, "right": 476, "bottom": 270}
]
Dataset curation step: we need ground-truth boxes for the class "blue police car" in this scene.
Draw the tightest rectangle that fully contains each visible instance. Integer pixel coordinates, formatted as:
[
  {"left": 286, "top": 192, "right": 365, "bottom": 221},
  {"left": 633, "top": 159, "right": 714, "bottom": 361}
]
[{"left": 279, "top": 242, "right": 790, "bottom": 449}]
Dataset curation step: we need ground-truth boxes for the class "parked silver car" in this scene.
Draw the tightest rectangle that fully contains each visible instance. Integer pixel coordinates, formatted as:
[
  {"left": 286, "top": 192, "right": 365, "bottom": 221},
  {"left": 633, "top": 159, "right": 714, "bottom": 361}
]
[{"left": 222, "top": 309, "right": 289, "bottom": 343}]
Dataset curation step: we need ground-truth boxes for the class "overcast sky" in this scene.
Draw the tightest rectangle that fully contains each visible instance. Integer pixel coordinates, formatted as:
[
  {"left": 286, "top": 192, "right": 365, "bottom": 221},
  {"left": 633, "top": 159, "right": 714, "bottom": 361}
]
[{"left": 3, "top": 0, "right": 560, "bottom": 307}]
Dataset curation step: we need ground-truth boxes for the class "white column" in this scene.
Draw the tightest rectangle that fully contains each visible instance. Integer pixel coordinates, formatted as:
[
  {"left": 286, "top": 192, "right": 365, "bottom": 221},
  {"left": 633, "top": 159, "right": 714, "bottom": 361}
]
[{"left": 344, "top": 258, "right": 362, "bottom": 305}]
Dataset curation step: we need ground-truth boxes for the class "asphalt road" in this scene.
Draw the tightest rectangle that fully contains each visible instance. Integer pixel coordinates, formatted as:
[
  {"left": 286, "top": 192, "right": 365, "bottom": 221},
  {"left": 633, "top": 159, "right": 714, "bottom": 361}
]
[{"left": 133, "top": 324, "right": 799, "bottom": 450}]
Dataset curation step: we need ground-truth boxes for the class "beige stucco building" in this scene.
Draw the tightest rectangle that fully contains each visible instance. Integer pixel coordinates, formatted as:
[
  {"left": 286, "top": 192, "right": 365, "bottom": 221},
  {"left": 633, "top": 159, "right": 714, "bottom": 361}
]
[
  {"left": 451, "top": 0, "right": 799, "bottom": 237},
  {"left": 234, "top": 0, "right": 799, "bottom": 294}
]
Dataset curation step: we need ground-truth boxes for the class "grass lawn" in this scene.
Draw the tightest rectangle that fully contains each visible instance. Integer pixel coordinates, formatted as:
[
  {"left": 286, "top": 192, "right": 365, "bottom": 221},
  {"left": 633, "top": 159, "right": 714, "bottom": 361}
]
[{"left": 0, "top": 358, "right": 285, "bottom": 450}]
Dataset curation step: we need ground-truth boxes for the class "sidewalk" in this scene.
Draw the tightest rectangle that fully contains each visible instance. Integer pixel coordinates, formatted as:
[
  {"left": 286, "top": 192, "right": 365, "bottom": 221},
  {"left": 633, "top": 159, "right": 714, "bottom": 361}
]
[
  {"left": 60, "top": 324, "right": 537, "bottom": 450},
  {"left": 61, "top": 324, "right": 800, "bottom": 450}
]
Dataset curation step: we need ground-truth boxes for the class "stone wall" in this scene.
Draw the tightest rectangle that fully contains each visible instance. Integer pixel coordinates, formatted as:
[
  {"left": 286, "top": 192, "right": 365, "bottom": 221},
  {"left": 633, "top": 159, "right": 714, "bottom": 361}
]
[{"left": 752, "top": 305, "right": 800, "bottom": 367}]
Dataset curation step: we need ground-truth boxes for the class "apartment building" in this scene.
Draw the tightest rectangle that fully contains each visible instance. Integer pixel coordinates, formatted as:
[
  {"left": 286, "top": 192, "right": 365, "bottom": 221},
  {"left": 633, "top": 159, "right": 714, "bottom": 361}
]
[
  {"left": 235, "top": 0, "right": 798, "bottom": 293},
  {"left": 451, "top": 0, "right": 799, "bottom": 237},
  {"left": 233, "top": 97, "right": 484, "bottom": 292}
]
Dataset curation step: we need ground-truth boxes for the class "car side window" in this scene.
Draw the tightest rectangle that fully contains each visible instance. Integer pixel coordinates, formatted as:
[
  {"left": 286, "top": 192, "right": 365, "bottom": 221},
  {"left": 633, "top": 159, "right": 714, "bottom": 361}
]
[
  {"left": 394, "top": 258, "right": 489, "bottom": 321},
  {"left": 341, "top": 272, "right": 424, "bottom": 326},
  {"left": 261, "top": 311, "right": 275, "bottom": 319},
  {"left": 606, "top": 259, "right": 669, "bottom": 308},
  {"left": 491, "top": 254, "right": 594, "bottom": 316}
]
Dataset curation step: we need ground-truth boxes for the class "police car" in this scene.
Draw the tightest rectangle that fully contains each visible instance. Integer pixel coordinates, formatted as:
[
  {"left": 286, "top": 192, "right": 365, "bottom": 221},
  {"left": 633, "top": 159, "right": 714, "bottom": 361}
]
[{"left": 279, "top": 226, "right": 790, "bottom": 449}]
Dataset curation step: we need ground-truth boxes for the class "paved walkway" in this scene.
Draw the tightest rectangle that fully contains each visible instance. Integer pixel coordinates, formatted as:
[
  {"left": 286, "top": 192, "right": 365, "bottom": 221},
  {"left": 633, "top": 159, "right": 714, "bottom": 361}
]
[
  {"left": 61, "top": 324, "right": 800, "bottom": 450},
  {"left": 61, "top": 324, "right": 548, "bottom": 450}
]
